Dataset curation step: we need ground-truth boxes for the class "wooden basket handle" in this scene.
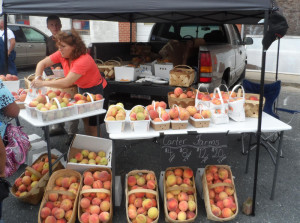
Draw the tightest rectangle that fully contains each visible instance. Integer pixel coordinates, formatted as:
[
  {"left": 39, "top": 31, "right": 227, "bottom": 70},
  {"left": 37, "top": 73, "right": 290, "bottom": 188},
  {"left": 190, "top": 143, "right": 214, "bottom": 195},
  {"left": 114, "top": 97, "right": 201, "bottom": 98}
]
[
  {"left": 45, "top": 190, "right": 76, "bottom": 199},
  {"left": 25, "top": 166, "right": 42, "bottom": 179},
  {"left": 104, "top": 60, "right": 121, "bottom": 66},
  {"left": 208, "top": 182, "right": 234, "bottom": 190},
  {"left": 173, "top": 65, "right": 193, "bottom": 70},
  {"left": 80, "top": 188, "right": 111, "bottom": 195},
  {"left": 95, "top": 59, "right": 104, "bottom": 64},
  {"left": 128, "top": 188, "right": 157, "bottom": 196},
  {"left": 166, "top": 185, "right": 195, "bottom": 193}
]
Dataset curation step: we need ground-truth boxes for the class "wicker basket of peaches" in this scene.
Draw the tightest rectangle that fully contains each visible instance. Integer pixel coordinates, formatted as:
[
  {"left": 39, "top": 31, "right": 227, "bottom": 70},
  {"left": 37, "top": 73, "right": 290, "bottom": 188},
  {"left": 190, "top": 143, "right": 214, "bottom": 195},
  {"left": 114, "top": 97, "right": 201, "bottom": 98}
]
[
  {"left": 202, "top": 165, "right": 238, "bottom": 221},
  {"left": 164, "top": 167, "right": 198, "bottom": 222},
  {"left": 126, "top": 170, "right": 160, "bottom": 223}
]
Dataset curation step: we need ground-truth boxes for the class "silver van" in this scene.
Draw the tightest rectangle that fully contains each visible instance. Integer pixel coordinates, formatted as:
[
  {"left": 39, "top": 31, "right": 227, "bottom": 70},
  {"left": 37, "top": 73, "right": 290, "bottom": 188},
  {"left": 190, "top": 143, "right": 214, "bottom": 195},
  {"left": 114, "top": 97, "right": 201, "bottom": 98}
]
[{"left": 8, "top": 23, "right": 48, "bottom": 68}]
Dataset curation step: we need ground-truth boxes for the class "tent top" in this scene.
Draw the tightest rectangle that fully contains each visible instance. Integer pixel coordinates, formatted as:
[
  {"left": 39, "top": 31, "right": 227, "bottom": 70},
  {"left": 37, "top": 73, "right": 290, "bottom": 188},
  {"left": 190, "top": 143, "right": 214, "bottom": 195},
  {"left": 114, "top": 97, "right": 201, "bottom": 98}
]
[{"left": 3, "top": 0, "right": 272, "bottom": 24}]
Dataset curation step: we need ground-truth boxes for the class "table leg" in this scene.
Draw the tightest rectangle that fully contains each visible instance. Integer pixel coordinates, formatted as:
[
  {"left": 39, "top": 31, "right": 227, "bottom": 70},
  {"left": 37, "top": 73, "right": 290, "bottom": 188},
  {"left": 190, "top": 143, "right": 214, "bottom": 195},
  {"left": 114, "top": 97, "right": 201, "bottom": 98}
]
[
  {"left": 44, "top": 126, "right": 53, "bottom": 176},
  {"left": 97, "top": 115, "right": 100, "bottom": 137},
  {"left": 112, "top": 140, "right": 116, "bottom": 210},
  {"left": 15, "top": 117, "right": 20, "bottom": 126},
  {"left": 270, "top": 131, "right": 284, "bottom": 200},
  {"left": 245, "top": 133, "right": 253, "bottom": 174}
]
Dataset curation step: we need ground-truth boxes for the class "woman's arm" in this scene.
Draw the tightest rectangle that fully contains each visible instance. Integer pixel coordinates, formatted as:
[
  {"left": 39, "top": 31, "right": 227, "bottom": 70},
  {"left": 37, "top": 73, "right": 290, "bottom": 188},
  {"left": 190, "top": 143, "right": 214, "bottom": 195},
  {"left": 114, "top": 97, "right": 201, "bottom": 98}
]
[
  {"left": 0, "top": 136, "right": 6, "bottom": 178},
  {"left": 32, "top": 72, "right": 81, "bottom": 89},
  {"left": 3, "top": 101, "right": 20, "bottom": 118},
  {"left": 35, "top": 57, "right": 55, "bottom": 77}
]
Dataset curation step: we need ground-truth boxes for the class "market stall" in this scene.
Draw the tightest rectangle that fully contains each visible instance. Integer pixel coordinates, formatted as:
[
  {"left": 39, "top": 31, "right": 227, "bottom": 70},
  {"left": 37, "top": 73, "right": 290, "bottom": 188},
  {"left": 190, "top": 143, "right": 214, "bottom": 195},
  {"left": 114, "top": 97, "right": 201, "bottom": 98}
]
[{"left": 2, "top": 0, "right": 283, "bottom": 218}]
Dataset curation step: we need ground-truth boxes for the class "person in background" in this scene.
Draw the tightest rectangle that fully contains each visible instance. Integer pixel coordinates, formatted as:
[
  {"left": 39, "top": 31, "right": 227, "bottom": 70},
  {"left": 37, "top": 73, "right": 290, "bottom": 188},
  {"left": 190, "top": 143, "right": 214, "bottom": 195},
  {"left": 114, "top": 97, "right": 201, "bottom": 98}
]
[
  {"left": 32, "top": 29, "right": 109, "bottom": 136},
  {"left": 45, "top": 15, "right": 79, "bottom": 140},
  {"left": 0, "top": 17, "right": 17, "bottom": 75}
]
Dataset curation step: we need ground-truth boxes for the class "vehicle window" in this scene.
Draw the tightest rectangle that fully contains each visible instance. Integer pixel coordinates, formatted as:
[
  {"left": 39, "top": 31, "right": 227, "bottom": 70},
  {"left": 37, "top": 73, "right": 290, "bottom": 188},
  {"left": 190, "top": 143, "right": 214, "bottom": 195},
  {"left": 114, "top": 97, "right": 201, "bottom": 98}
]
[
  {"left": 22, "top": 27, "right": 46, "bottom": 43},
  {"left": 8, "top": 25, "right": 27, "bottom": 42},
  {"left": 231, "top": 25, "right": 242, "bottom": 45},
  {"left": 179, "top": 25, "right": 221, "bottom": 38}
]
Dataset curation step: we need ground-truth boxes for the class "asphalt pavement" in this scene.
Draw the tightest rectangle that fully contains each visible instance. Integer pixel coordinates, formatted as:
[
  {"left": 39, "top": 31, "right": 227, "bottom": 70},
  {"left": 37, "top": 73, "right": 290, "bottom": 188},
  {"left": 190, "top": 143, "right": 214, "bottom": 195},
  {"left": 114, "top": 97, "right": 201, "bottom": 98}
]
[{"left": 1, "top": 68, "right": 300, "bottom": 223}]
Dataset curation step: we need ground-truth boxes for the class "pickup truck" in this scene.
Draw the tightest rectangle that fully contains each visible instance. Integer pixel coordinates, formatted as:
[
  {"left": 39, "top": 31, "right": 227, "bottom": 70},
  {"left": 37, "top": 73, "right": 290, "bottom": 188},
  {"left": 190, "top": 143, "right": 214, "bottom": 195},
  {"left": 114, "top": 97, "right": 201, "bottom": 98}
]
[{"left": 89, "top": 23, "right": 253, "bottom": 107}]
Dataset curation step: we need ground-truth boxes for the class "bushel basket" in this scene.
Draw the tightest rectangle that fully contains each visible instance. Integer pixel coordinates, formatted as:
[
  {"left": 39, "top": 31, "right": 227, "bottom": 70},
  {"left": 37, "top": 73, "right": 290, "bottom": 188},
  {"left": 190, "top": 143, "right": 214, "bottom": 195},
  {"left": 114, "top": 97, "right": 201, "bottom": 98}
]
[
  {"left": 169, "top": 65, "right": 195, "bottom": 87},
  {"left": 96, "top": 59, "right": 122, "bottom": 80}
]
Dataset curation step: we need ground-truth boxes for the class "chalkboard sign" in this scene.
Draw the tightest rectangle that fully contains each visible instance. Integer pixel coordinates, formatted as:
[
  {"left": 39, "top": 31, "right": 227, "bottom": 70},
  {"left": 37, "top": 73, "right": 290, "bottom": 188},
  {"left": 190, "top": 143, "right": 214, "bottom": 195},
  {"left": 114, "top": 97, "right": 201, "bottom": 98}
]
[{"left": 160, "top": 133, "right": 228, "bottom": 169}]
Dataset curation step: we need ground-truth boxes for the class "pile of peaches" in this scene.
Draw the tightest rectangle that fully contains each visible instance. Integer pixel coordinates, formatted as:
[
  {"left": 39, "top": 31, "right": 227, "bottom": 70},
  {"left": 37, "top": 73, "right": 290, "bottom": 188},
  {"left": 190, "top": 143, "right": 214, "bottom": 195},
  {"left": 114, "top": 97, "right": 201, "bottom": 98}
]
[
  {"left": 146, "top": 101, "right": 170, "bottom": 122},
  {"left": 204, "top": 165, "right": 237, "bottom": 219},
  {"left": 74, "top": 93, "right": 104, "bottom": 114},
  {"left": 79, "top": 170, "right": 112, "bottom": 223},
  {"left": 13, "top": 157, "right": 56, "bottom": 197},
  {"left": 129, "top": 105, "right": 150, "bottom": 121},
  {"left": 127, "top": 171, "right": 159, "bottom": 223},
  {"left": 69, "top": 149, "right": 108, "bottom": 166},
  {"left": 105, "top": 103, "right": 126, "bottom": 121},
  {"left": 11, "top": 88, "right": 27, "bottom": 102},
  {"left": 0, "top": 74, "right": 19, "bottom": 81},
  {"left": 39, "top": 175, "right": 80, "bottom": 223},
  {"left": 169, "top": 87, "right": 196, "bottom": 99},
  {"left": 164, "top": 168, "right": 197, "bottom": 221}
]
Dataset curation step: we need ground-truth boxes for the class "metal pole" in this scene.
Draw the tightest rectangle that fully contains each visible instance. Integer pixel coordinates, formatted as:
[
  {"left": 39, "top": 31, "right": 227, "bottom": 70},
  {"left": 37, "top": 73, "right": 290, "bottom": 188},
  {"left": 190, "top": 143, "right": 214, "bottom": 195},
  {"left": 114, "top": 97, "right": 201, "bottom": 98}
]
[
  {"left": 252, "top": 10, "right": 269, "bottom": 216},
  {"left": 274, "top": 38, "right": 280, "bottom": 113},
  {"left": 3, "top": 14, "right": 9, "bottom": 74}
]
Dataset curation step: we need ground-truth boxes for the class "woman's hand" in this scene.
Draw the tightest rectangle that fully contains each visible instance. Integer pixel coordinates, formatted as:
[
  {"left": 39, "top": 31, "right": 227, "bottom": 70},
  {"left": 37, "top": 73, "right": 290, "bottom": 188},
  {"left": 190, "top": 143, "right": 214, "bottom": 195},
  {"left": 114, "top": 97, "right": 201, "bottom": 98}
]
[{"left": 31, "top": 79, "right": 44, "bottom": 88}]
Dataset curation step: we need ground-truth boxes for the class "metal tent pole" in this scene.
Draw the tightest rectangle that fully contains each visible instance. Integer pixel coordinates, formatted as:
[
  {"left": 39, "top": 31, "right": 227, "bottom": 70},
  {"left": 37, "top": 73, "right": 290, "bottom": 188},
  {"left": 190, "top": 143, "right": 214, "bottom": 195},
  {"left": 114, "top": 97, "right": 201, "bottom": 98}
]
[
  {"left": 274, "top": 38, "right": 280, "bottom": 113},
  {"left": 252, "top": 10, "right": 269, "bottom": 216}
]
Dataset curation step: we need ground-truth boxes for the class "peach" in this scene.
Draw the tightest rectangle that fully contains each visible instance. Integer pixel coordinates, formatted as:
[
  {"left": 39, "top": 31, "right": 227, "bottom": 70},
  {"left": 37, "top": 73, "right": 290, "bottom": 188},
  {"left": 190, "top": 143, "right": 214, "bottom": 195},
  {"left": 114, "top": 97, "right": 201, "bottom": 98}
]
[
  {"left": 219, "top": 191, "right": 228, "bottom": 200},
  {"left": 88, "top": 213, "right": 100, "bottom": 223},
  {"left": 166, "top": 192, "right": 174, "bottom": 200},
  {"left": 158, "top": 101, "right": 167, "bottom": 109},
  {"left": 44, "top": 201, "right": 54, "bottom": 210},
  {"left": 53, "top": 208, "right": 65, "bottom": 219},
  {"left": 183, "top": 177, "right": 192, "bottom": 185},
  {"left": 84, "top": 175, "right": 94, "bottom": 186},
  {"left": 178, "top": 200, "right": 188, "bottom": 212},
  {"left": 148, "top": 207, "right": 158, "bottom": 219},
  {"left": 218, "top": 168, "right": 229, "bottom": 180},
  {"left": 179, "top": 93, "right": 187, "bottom": 98},
  {"left": 142, "top": 199, "right": 153, "bottom": 210},
  {"left": 209, "top": 189, "right": 215, "bottom": 199},
  {"left": 174, "top": 87, "right": 183, "bottom": 97},
  {"left": 151, "top": 199, "right": 157, "bottom": 207},
  {"left": 176, "top": 176, "right": 183, "bottom": 185},
  {"left": 231, "top": 202, "right": 237, "bottom": 212},
  {"left": 186, "top": 106, "right": 197, "bottom": 116},
  {"left": 134, "top": 197, "right": 143, "bottom": 208},
  {"left": 128, "top": 175, "right": 138, "bottom": 187},
  {"left": 96, "top": 192, "right": 107, "bottom": 200},
  {"left": 65, "top": 210, "right": 72, "bottom": 221},
  {"left": 22, "top": 176, "right": 31, "bottom": 186},
  {"left": 177, "top": 211, "right": 187, "bottom": 220},
  {"left": 128, "top": 194, "right": 136, "bottom": 204},
  {"left": 167, "top": 198, "right": 178, "bottom": 212},
  {"left": 103, "top": 181, "right": 111, "bottom": 190},
  {"left": 61, "top": 177, "right": 71, "bottom": 189},
  {"left": 99, "top": 171, "right": 110, "bottom": 181},
  {"left": 169, "top": 108, "right": 179, "bottom": 119},
  {"left": 210, "top": 199, "right": 214, "bottom": 205},
  {"left": 206, "top": 172, "right": 214, "bottom": 182},
  {"left": 216, "top": 200, "right": 224, "bottom": 210},
  {"left": 188, "top": 195, "right": 195, "bottom": 201},
  {"left": 136, "top": 214, "right": 147, "bottom": 223},
  {"left": 187, "top": 211, "right": 196, "bottom": 219},
  {"left": 60, "top": 199, "right": 72, "bottom": 211},
  {"left": 146, "top": 180, "right": 156, "bottom": 190},
  {"left": 81, "top": 212, "right": 90, "bottom": 223},
  {"left": 15, "top": 178, "right": 23, "bottom": 188},
  {"left": 169, "top": 211, "right": 177, "bottom": 220},
  {"left": 100, "top": 200, "right": 110, "bottom": 212},
  {"left": 179, "top": 109, "right": 190, "bottom": 120},
  {"left": 99, "top": 211, "right": 110, "bottom": 222},
  {"left": 137, "top": 177, "right": 146, "bottom": 186},
  {"left": 81, "top": 149, "right": 89, "bottom": 158},
  {"left": 80, "top": 197, "right": 91, "bottom": 209},
  {"left": 174, "top": 168, "right": 183, "bottom": 177},
  {"left": 225, "top": 187, "right": 234, "bottom": 196},
  {"left": 165, "top": 170, "right": 174, "bottom": 177},
  {"left": 90, "top": 205, "right": 100, "bottom": 215},
  {"left": 188, "top": 200, "right": 196, "bottom": 211},
  {"left": 45, "top": 216, "right": 57, "bottom": 223},
  {"left": 128, "top": 204, "right": 136, "bottom": 211},
  {"left": 178, "top": 192, "right": 188, "bottom": 201},
  {"left": 223, "top": 198, "right": 233, "bottom": 208},
  {"left": 41, "top": 207, "right": 51, "bottom": 219},
  {"left": 186, "top": 91, "right": 194, "bottom": 98},
  {"left": 92, "top": 171, "right": 101, "bottom": 181},
  {"left": 145, "top": 173, "right": 155, "bottom": 181},
  {"left": 88, "top": 151, "right": 97, "bottom": 160},
  {"left": 223, "top": 179, "right": 232, "bottom": 184},
  {"left": 57, "top": 219, "right": 67, "bottom": 223},
  {"left": 214, "top": 181, "right": 224, "bottom": 194},
  {"left": 166, "top": 174, "right": 176, "bottom": 187},
  {"left": 69, "top": 182, "right": 79, "bottom": 191},
  {"left": 222, "top": 207, "right": 233, "bottom": 218},
  {"left": 128, "top": 208, "right": 137, "bottom": 219},
  {"left": 211, "top": 204, "right": 221, "bottom": 217},
  {"left": 24, "top": 170, "right": 32, "bottom": 177},
  {"left": 137, "top": 207, "right": 146, "bottom": 215},
  {"left": 183, "top": 168, "right": 193, "bottom": 178},
  {"left": 75, "top": 152, "right": 83, "bottom": 162},
  {"left": 213, "top": 173, "right": 219, "bottom": 181},
  {"left": 48, "top": 192, "right": 58, "bottom": 202}
]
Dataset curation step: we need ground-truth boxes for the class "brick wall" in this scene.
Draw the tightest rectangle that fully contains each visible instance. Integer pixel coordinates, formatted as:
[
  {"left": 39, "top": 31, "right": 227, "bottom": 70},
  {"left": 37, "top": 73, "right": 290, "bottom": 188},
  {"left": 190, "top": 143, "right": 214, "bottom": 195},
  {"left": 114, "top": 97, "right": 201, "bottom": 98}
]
[{"left": 118, "top": 22, "right": 137, "bottom": 42}]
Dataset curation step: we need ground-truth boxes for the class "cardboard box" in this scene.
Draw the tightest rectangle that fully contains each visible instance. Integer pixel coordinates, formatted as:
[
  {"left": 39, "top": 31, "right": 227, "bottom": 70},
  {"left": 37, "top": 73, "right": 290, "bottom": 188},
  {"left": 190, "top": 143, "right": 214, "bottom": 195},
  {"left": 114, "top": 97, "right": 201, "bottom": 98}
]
[
  {"left": 3, "top": 80, "right": 20, "bottom": 92},
  {"left": 66, "top": 134, "right": 112, "bottom": 172},
  {"left": 154, "top": 62, "right": 173, "bottom": 80},
  {"left": 114, "top": 66, "right": 141, "bottom": 81}
]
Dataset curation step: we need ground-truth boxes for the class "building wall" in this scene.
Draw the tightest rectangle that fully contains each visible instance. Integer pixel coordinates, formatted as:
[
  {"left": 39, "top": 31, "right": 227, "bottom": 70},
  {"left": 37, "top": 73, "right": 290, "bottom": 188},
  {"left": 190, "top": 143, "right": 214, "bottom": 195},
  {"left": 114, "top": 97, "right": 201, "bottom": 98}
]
[
  {"left": 118, "top": 22, "right": 136, "bottom": 42},
  {"left": 277, "top": 0, "right": 300, "bottom": 35}
]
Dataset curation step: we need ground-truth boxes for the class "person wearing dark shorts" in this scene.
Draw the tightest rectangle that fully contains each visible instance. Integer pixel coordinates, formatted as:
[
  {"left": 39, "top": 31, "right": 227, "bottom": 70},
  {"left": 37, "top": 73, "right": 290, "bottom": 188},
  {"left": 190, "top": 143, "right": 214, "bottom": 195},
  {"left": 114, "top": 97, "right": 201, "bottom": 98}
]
[{"left": 32, "top": 29, "right": 108, "bottom": 136}]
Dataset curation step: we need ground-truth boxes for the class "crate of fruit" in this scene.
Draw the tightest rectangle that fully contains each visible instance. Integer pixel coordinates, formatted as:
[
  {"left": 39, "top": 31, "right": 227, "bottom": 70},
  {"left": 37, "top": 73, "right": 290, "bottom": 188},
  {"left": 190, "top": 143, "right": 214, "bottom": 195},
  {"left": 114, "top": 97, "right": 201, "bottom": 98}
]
[
  {"left": 114, "top": 65, "right": 141, "bottom": 81},
  {"left": 202, "top": 165, "right": 238, "bottom": 221},
  {"left": 125, "top": 170, "right": 160, "bottom": 223},
  {"left": 164, "top": 166, "right": 198, "bottom": 222},
  {"left": 105, "top": 104, "right": 126, "bottom": 133},
  {"left": 78, "top": 168, "right": 113, "bottom": 223},
  {"left": 38, "top": 169, "right": 82, "bottom": 223},
  {"left": 149, "top": 104, "right": 171, "bottom": 131},
  {"left": 169, "top": 65, "right": 195, "bottom": 87},
  {"left": 129, "top": 105, "right": 150, "bottom": 132},
  {"left": 10, "top": 153, "right": 64, "bottom": 205},
  {"left": 75, "top": 92, "right": 104, "bottom": 115},
  {"left": 170, "top": 105, "right": 189, "bottom": 130},
  {"left": 188, "top": 104, "right": 211, "bottom": 128},
  {"left": 240, "top": 91, "right": 265, "bottom": 118},
  {"left": 66, "top": 134, "right": 112, "bottom": 172},
  {"left": 168, "top": 87, "right": 196, "bottom": 109}
]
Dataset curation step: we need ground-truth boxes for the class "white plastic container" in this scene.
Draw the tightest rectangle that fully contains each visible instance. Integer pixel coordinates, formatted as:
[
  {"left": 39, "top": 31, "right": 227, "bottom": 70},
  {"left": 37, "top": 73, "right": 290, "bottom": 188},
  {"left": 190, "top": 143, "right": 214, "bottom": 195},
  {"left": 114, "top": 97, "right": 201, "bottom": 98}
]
[
  {"left": 3, "top": 80, "right": 20, "bottom": 92},
  {"left": 114, "top": 66, "right": 141, "bottom": 81},
  {"left": 66, "top": 134, "right": 113, "bottom": 172},
  {"left": 25, "top": 104, "right": 38, "bottom": 119},
  {"left": 105, "top": 105, "right": 126, "bottom": 133},
  {"left": 154, "top": 62, "right": 173, "bottom": 80},
  {"left": 36, "top": 105, "right": 77, "bottom": 122},
  {"left": 129, "top": 105, "right": 150, "bottom": 132}
]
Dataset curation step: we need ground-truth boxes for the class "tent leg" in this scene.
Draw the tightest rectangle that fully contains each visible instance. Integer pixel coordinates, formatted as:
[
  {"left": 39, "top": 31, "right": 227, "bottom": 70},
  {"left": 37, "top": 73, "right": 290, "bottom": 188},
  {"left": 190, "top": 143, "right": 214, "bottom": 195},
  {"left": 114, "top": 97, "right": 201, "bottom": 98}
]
[
  {"left": 252, "top": 10, "right": 269, "bottom": 216},
  {"left": 274, "top": 38, "right": 280, "bottom": 113}
]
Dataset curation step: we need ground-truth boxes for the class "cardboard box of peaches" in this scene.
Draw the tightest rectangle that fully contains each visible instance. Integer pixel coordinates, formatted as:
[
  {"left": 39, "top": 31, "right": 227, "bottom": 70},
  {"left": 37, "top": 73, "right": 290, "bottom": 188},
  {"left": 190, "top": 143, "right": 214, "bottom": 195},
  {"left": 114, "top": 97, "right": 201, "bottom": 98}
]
[{"left": 67, "top": 134, "right": 112, "bottom": 173}]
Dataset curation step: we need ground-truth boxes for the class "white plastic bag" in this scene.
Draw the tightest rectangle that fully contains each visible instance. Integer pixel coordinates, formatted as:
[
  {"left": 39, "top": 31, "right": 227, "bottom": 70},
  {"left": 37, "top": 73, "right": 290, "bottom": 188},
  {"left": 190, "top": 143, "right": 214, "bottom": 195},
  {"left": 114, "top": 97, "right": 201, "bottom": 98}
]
[
  {"left": 210, "top": 87, "right": 229, "bottom": 124},
  {"left": 228, "top": 85, "right": 246, "bottom": 122}
]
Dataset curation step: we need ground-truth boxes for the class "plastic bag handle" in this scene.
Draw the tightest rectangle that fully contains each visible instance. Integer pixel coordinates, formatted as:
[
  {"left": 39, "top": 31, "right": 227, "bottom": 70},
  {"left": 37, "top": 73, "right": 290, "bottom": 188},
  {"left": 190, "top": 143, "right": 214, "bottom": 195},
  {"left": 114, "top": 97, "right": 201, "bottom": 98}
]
[
  {"left": 213, "top": 87, "right": 226, "bottom": 113},
  {"left": 218, "top": 83, "right": 229, "bottom": 93},
  {"left": 83, "top": 92, "right": 94, "bottom": 102},
  {"left": 172, "top": 104, "right": 182, "bottom": 121},
  {"left": 230, "top": 85, "right": 245, "bottom": 100}
]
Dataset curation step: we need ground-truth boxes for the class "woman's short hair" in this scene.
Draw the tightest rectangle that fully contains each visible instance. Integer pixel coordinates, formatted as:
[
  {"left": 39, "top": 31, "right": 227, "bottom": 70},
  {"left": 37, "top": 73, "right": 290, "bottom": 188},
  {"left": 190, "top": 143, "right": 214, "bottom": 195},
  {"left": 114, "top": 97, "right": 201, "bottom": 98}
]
[{"left": 55, "top": 29, "right": 87, "bottom": 60}]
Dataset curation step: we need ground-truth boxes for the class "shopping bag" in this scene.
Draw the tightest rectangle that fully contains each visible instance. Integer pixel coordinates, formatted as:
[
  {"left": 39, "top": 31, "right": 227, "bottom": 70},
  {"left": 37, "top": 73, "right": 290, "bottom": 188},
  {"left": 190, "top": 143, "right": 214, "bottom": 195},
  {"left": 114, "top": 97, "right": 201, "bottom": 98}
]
[
  {"left": 228, "top": 85, "right": 245, "bottom": 122},
  {"left": 195, "top": 83, "right": 211, "bottom": 108},
  {"left": 210, "top": 87, "right": 229, "bottom": 124}
]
